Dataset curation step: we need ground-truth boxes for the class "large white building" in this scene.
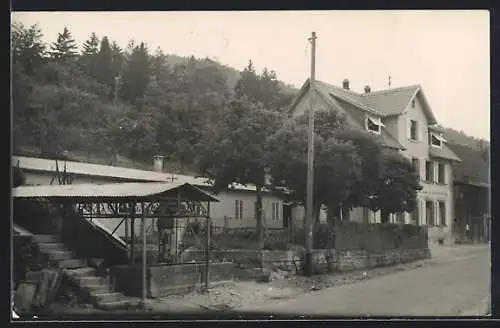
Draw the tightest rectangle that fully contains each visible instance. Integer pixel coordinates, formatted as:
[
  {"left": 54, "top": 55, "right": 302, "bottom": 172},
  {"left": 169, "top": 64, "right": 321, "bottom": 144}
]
[{"left": 288, "top": 78, "right": 461, "bottom": 244}]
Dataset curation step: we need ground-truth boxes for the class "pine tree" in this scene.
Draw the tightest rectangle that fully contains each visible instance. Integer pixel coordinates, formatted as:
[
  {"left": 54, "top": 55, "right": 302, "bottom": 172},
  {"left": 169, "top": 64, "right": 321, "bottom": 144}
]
[
  {"left": 120, "top": 42, "right": 150, "bottom": 104},
  {"left": 94, "top": 36, "right": 115, "bottom": 92},
  {"left": 49, "top": 27, "right": 77, "bottom": 62},
  {"left": 80, "top": 32, "right": 100, "bottom": 77}
]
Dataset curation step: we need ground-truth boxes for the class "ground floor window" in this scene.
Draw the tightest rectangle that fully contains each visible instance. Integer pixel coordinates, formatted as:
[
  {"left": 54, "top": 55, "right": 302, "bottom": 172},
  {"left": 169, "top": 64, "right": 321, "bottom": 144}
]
[
  {"left": 235, "top": 200, "right": 243, "bottom": 219},
  {"left": 438, "top": 201, "right": 446, "bottom": 227},
  {"left": 271, "top": 202, "right": 280, "bottom": 221},
  {"left": 411, "top": 205, "right": 420, "bottom": 225},
  {"left": 426, "top": 200, "right": 435, "bottom": 226}
]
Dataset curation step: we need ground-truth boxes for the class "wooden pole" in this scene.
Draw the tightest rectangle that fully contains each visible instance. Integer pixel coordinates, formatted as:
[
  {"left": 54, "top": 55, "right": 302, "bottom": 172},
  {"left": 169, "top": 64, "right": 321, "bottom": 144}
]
[
  {"left": 304, "top": 31, "right": 317, "bottom": 277},
  {"left": 140, "top": 202, "right": 147, "bottom": 307},
  {"left": 130, "top": 217, "right": 135, "bottom": 264}
]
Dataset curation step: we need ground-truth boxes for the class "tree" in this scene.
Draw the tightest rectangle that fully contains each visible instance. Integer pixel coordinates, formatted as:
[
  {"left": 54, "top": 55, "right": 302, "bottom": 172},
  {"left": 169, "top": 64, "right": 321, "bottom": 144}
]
[
  {"left": 80, "top": 32, "right": 100, "bottom": 77},
  {"left": 11, "top": 22, "right": 47, "bottom": 75},
  {"left": 372, "top": 151, "right": 422, "bottom": 223},
  {"left": 94, "top": 36, "right": 116, "bottom": 96},
  {"left": 234, "top": 60, "right": 260, "bottom": 102},
  {"left": 49, "top": 27, "right": 78, "bottom": 62},
  {"left": 197, "top": 97, "right": 283, "bottom": 258},
  {"left": 120, "top": 42, "right": 150, "bottom": 104},
  {"left": 267, "top": 111, "right": 362, "bottom": 229}
]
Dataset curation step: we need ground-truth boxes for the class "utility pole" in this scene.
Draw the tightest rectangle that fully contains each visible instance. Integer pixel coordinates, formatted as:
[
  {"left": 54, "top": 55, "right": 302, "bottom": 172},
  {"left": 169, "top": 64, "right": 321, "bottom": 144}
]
[{"left": 304, "top": 31, "right": 316, "bottom": 277}]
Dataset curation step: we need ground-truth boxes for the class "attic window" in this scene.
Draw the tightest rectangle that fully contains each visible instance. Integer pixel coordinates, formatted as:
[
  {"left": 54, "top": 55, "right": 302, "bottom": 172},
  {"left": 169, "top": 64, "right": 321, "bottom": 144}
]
[
  {"left": 430, "top": 132, "right": 446, "bottom": 148},
  {"left": 366, "top": 115, "right": 384, "bottom": 134},
  {"left": 411, "top": 99, "right": 416, "bottom": 108}
]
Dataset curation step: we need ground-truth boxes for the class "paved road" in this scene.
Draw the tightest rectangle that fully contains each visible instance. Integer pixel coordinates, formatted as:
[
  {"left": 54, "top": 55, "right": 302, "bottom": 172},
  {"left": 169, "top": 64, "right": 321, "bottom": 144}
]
[{"left": 241, "top": 245, "right": 490, "bottom": 317}]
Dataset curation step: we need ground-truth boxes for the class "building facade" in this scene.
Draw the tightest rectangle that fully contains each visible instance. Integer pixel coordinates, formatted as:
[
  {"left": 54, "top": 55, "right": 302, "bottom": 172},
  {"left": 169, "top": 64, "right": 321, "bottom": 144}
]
[{"left": 289, "top": 79, "right": 461, "bottom": 243}]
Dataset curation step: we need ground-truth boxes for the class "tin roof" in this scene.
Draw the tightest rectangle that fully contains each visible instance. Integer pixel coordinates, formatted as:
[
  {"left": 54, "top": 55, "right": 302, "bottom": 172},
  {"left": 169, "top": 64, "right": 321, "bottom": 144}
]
[
  {"left": 12, "top": 182, "right": 221, "bottom": 203},
  {"left": 12, "top": 156, "right": 260, "bottom": 192}
]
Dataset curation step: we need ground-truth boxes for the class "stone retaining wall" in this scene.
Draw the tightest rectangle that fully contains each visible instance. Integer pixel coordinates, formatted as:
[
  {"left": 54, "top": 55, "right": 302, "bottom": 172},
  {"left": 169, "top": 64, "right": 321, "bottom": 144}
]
[
  {"left": 184, "top": 247, "right": 431, "bottom": 276},
  {"left": 110, "top": 262, "right": 234, "bottom": 298}
]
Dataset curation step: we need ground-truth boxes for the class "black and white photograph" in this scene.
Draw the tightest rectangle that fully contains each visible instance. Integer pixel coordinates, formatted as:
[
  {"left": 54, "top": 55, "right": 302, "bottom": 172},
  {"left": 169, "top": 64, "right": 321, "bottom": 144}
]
[{"left": 11, "top": 10, "right": 491, "bottom": 320}]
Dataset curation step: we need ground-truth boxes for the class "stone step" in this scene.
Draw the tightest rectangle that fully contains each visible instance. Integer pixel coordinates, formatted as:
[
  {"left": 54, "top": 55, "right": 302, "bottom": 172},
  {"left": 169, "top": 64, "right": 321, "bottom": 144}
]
[
  {"left": 38, "top": 242, "right": 67, "bottom": 251},
  {"left": 32, "top": 234, "right": 61, "bottom": 243},
  {"left": 56, "top": 259, "right": 87, "bottom": 269},
  {"left": 92, "top": 292, "right": 124, "bottom": 303},
  {"left": 65, "top": 267, "right": 97, "bottom": 278},
  {"left": 84, "top": 283, "right": 112, "bottom": 294},
  {"left": 95, "top": 299, "right": 130, "bottom": 311},
  {"left": 46, "top": 250, "right": 74, "bottom": 261}
]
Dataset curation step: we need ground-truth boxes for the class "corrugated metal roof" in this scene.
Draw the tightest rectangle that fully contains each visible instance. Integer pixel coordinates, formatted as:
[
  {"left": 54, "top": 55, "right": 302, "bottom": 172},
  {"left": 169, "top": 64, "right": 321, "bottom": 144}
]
[
  {"left": 12, "top": 182, "right": 221, "bottom": 202},
  {"left": 12, "top": 156, "right": 260, "bottom": 192},
  {"left": 13, "top": 156, "right": 172, "bottom": 182}
]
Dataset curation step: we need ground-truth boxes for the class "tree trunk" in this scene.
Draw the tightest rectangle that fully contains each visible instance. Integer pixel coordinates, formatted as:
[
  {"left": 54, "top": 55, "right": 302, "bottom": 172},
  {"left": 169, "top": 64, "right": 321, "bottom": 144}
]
[
  {"left": 256, "top": 185, "right": 265, "bottom": 270},
  {"left": 381, "top": 209, "right": 390, "bottom": 224},
  {"left": 326, "top": 204, "right": 336, "bottom": 249}
]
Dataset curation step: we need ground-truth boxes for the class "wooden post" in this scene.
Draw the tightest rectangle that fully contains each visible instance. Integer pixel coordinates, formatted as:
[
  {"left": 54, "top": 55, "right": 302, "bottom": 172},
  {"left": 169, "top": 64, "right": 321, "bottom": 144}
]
[
  {"left": 130, "top": 217, "right": 135, "bottom": 264},
  {"left": 140, "top": 203, "right": 147, "bottom": 307}
]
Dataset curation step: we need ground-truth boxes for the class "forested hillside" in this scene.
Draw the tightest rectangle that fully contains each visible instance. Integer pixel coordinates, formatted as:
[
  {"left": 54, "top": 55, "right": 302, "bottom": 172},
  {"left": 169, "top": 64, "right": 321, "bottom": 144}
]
[{"left": 11, "top": 22, "right": 296, "bottom": 172}]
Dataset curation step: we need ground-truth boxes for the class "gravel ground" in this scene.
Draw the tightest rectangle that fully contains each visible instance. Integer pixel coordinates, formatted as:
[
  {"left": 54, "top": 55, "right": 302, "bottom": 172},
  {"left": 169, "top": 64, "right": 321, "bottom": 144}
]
[{"left": 151, "top": 258, "right": 436, "bottom": 311}]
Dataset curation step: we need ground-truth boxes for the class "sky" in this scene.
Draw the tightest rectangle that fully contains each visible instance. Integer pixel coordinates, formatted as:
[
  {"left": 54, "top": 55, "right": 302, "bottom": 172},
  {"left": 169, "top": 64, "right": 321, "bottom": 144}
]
[{"left": 12, "top": 10, "right": 490, "bottom": 140}]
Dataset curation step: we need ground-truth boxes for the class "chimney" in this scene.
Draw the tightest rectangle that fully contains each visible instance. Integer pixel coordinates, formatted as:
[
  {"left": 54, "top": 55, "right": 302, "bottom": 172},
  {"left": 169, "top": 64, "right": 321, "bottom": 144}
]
[
  {"left": 364, "top": 85, "right": 371, "bottom": 94},
  {"left": 153, "top": 155, "right": 164, "bottom": 172},
  {"left": 342, "top": 78, "right": 350, "bottom": 90}
]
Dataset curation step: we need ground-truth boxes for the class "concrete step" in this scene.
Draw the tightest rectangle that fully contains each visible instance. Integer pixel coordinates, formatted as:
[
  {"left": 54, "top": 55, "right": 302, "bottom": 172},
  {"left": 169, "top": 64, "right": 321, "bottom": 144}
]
[
  {"left": 56, "top": 259, "right": 87, "bottom": 269},
  {"left": 46, "top": 250, "right": 74, "bottom": 261},
  {"left": 84, "top": 283, "right": 112, "bottom": 294},
  {"left": 32, "top": 234, "right": 61, "bottom": 243},
  {"left": 77, "top": 276, "right": 107, "bottom": 286},
  {"left": 92, "top": 292, "right": 123, "bottom": 303},
  {"left": 65, "top": 267, "right": 97, "bottom": 278},
  {"left": 38, "top": 242, "right": 67, "bottom": 251},
  {"left": 95, "top": 299, "right": 130, "bottom": 311}
]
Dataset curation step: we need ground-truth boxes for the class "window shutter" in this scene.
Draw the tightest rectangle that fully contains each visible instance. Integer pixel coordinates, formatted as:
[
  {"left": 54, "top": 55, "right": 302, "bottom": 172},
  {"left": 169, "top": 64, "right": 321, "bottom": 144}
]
[
  {"left": 434, "top": 162, "right": 439, "bottom": 183},
  {"left": 235, "top": 200, "right": 239, "bottom": 219},
  {"left": 239, "top": 200, "right": 243, "bottom": 220},
  {"left": 406, "top": 118, "right": 412, "bottom": 139},
  {"left": 443, "top": 163, "right": 448, "bottom": 184},
  {"left": 420, "top": 200, "right": 425, "bottom": 225}
]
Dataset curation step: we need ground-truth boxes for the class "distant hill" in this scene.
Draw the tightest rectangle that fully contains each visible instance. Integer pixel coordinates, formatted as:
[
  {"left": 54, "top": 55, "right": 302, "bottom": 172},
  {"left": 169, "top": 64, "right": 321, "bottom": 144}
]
[
  {"left": 440, "top": 126, "right": 489, "bottom": 150},
  {"left": 165, "top": 54, "right": 298, "bottom": 95}
]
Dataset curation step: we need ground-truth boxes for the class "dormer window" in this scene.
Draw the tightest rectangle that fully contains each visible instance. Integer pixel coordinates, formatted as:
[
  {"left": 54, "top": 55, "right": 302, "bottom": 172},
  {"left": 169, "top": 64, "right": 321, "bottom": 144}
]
[
  {"left": 366, "top": 115, "right": 384, "bottom": 134},
  {"left": 430, "top": 132, "right": 446, "bottom": 148}
]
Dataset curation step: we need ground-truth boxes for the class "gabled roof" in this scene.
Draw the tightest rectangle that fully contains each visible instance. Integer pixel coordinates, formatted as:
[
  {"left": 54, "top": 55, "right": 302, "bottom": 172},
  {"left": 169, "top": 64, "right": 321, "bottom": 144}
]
[
  {"left": 360, "top": 85, "right": 420, "bottom": 116},
  {"left": 289, "top": 79, "right": 404, "bottom": 150}
]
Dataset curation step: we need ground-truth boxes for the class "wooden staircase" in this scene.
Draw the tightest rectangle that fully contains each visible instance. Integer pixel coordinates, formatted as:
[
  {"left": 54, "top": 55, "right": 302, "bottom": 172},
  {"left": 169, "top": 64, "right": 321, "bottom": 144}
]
[{"left": 32, "top": 234, "right": 137, "bottom": 310}]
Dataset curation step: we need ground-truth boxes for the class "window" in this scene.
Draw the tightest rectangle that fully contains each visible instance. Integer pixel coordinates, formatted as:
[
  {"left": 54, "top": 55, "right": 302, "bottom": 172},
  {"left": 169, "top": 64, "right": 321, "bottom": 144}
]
[
  {"left": 438, "top": 201, "right": 446, "bottom": 227},
  {"left": 272, "top": 202, "right": 280, "bottom": 221},
  {"left": 409, "top": 120, "right": 418, "bottom": 140},
  {"left": 411, "top": 99, "right": 416, "bottom": 108},
  {"left": 366, "top": 116, "right": 384, "bottom": 134},
  {"left": 411, "top": 205, "right": 420, "bottom": 225},
  {"left": 426, "top": 201, "right": 435, "bottom": 226},
  {"left": 411, "top": 158, "right": 420, "bottom": 177},
  {"left": 437, "top": 163, "right": 445, "bottom": 184},
  {"left": 425, "top": 160, "right": 434, "bottom": 182},
  {"left": 430, "top": 132, "right": 445, "bottom": 148},
  {"left": 235, "top": 200, "right": 243, "bottom": 219}
]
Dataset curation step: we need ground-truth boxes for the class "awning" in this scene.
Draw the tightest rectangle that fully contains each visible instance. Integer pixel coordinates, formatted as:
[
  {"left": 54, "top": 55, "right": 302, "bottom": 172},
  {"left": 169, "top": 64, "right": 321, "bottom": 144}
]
[{"left": 12, "top": 182, "right": 221, "bottom": 203}]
